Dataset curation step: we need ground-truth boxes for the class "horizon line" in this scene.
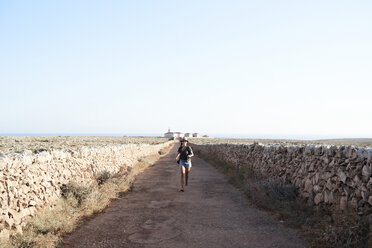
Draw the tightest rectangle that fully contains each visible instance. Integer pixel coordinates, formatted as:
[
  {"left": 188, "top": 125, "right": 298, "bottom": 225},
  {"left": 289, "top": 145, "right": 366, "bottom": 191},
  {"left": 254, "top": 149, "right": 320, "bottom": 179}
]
[{"left": 1, "top": 133, "right": 372, "bottom": 140}]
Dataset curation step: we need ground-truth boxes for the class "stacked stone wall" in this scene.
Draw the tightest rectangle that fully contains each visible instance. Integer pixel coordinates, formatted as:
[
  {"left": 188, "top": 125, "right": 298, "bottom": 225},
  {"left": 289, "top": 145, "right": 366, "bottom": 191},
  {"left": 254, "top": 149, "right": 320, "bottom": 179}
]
[
  {"left": 192, "top": 143, "right": 372, "bottom": 215},
  {"left": 0, "top": 141, "right": 172, "bottom": 239}
]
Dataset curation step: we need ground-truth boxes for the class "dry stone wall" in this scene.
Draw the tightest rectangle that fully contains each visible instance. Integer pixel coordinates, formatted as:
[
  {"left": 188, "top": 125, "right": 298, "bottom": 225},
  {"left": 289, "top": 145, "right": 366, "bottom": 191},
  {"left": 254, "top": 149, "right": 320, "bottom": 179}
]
[
  {"left": 193, "top": 143, "right": 372, "bottom": 215},
  {"left": 0, "top": 141, "right": 172, "bottom": 239}
]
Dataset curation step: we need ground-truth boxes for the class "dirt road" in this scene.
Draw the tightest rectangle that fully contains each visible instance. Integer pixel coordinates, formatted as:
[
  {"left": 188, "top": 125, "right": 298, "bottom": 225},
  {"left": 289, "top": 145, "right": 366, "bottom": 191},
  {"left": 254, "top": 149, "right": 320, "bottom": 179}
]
[{"left": 61, "top": 144, "right": 305, "bottom": 248}]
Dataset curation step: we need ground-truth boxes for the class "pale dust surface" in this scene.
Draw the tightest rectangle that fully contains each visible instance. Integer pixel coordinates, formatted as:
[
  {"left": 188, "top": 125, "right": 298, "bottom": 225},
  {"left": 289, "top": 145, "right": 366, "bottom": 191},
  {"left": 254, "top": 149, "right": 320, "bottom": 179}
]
[{"left": 61, "top": 144, "right": 305, "bottom": 248}]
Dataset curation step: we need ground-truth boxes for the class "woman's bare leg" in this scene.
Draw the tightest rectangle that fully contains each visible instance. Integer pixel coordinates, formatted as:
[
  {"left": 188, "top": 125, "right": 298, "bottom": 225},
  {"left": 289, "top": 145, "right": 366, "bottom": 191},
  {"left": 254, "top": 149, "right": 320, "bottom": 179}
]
[
  {"left": 180, "top": 166, "right": 186, "bottom": 190},
  {"left": 185, "top": 167, "right": 191, "bottom": 186}
]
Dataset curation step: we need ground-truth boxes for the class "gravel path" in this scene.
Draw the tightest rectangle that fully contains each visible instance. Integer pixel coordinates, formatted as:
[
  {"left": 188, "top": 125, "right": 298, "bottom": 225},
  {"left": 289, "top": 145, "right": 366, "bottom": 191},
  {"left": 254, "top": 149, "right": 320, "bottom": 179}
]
[{"left": 61, "top": 144, "right": 305, "bottom": 248}]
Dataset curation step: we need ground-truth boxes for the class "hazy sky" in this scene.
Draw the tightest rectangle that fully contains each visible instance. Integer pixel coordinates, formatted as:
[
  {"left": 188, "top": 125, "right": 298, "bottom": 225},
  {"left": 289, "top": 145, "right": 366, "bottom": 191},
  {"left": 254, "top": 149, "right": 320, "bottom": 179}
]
[{"left": 1, "top": 1, "right": 371, "bottom": 138}]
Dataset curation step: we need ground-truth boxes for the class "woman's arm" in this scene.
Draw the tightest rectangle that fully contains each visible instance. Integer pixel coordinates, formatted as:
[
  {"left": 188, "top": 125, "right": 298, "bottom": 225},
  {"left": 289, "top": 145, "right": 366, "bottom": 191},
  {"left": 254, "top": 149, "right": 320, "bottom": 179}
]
[
  {"left": 175, "top": 146, "right": 181, "bottom": 161},
  {"left": 188, "top": 147, "right": 194, "bottom": 158}
]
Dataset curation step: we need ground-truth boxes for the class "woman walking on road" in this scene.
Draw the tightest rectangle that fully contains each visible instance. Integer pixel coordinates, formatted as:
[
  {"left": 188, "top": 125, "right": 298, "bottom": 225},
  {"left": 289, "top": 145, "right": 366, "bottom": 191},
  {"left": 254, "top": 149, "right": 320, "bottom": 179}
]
[{"left": 176, "top": 138, "right": 194, "bottom": 192}]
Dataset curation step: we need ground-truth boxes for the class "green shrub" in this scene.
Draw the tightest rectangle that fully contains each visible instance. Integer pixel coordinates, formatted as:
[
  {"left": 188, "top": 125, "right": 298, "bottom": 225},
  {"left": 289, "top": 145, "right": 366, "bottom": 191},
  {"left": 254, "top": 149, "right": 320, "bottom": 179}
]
[
  {"left": 60, "top": 183, "right": 95, "bottom": 206},
  {"left": 96, "top": 171, "right": 112, "bottom": 185}
]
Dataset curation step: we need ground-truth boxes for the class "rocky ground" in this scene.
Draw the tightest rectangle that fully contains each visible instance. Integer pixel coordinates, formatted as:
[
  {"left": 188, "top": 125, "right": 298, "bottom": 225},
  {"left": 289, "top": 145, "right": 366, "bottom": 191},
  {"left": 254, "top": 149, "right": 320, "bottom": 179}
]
[
  {"left": 61, "top": 144, "right": 305, "bottom": 248},
  {"left": 189, "top": 137, "right": 372, "bottom": 147},
  {"left": 0, "top": 136, "right": 169, "bottom": 155}
]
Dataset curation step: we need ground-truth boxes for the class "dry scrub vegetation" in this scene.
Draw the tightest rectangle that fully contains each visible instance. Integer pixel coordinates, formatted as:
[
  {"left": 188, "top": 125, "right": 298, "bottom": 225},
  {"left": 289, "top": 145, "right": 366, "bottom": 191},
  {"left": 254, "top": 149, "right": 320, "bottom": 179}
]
[
  {"left": 0, "top": 145, "right": 171, "bottom": 248},
  {"left": 198, "top": 153, "right": 372, "bottom": 248},
  {"left": 0, "top": 136, "right": 169, "bottom": 155}
]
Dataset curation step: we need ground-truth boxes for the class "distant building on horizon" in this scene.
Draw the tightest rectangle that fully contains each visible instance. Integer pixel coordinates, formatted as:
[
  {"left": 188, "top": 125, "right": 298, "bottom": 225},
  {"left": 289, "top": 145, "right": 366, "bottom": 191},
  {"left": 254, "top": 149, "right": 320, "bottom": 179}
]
[
  {"left": 164, "top": 129, "right": 184, "bottom": 139},
  {"left": 164, "top": 129, "right": 203, "bottom": 139}
]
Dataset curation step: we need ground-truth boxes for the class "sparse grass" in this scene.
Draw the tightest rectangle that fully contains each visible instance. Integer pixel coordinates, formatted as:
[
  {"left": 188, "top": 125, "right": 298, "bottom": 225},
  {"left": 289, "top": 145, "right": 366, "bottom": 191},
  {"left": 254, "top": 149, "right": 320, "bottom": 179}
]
[
  {"left": 158, "top": 147, "right": 169, "bottom": 155},
  {"left": 199, "top": 153, "right": 371, "bottom": 248},
  {"left": 96, "top": 171, "right": 112, "bottom": 185},
  {"left": 1, "top": 146, "right": 171, "bottom": 248},
  {"left": 157, "top": 143, "right": 173, "bottom": 156},
  {"left": 301, "top": 207, "right": 370, "bottom": 248},
  {"left": 0, "top": 136, "right": 170, "bottom": 154},
  {"left": 32, "top": 149, "right": 47, "bottom": 154}
]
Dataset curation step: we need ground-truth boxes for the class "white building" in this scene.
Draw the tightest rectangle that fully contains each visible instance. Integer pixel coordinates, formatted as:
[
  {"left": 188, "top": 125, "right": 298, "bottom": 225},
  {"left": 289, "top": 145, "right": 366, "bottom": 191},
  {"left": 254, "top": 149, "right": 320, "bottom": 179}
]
[
  {"left": 164, "top": 129, "right": 202, "bottom": 139},
  {"left": 164, "top": 129, "right": 184, "bottom": 139}
]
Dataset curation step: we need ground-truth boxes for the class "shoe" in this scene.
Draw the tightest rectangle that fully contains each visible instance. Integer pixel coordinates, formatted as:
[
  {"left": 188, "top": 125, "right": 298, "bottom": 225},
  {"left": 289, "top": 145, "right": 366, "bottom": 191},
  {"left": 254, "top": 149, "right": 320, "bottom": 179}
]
[{"left": 180, "top": 189, "right": 184, "bottom": 192}]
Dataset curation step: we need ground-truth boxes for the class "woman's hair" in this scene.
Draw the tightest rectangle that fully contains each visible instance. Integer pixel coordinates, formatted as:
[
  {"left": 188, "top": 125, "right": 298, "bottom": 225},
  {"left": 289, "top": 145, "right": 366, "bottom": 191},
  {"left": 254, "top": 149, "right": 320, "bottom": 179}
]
[{"left": 179, "top": 140, "right": 188, "bottom": 148}]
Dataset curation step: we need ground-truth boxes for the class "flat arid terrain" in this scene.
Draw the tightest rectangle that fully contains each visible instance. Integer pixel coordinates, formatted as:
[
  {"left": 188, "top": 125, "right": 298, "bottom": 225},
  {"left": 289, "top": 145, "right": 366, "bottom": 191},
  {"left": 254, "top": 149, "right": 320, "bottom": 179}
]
[
  {"left": 1, "top": 136, "right": 371, "bottom": 247},
  {"left": 189, "top": 137, "right": 372, "bottom": 147},
  {"left": 0, "top": 136, "right": 169, "bottom": 155},
  {"left": 1, "top": 136, "right": 370, "bottom": 155},
  {"left": 61, "top": 144, "right": 305, "bottom": 248}
]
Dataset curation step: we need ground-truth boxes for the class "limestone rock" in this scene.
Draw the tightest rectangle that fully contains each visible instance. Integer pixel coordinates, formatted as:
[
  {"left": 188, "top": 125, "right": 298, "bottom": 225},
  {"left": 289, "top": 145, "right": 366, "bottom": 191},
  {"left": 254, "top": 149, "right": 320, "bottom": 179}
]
[
  {"left": 368, "top": 177, "right": 372, "bottom": 187},
  {"left": 361, "top": 190, "right": 369, "bottom": 202},
  {"left": 354, "top": 175, "right": 361, "bottom": 186},
  {"left": 21, "top": 208, "right": 31, "bottom": 218},
  {"left": 340, "top": 196, "right": 348, "bottom": 210},
  {"left": 362, "top": 165, "right": 371, "bottom": 178},
  {"left": 368, "top": 196, "right": 372, "bottom": 206},
  {"left": 4, "top": 215, "right": 14, "bottom": 229},
  {"left": 355, "top": 188, "right": 361, "bottom": 198},
  {"left": 304, "top": 178, "right": 313, "bottom": 193},
  {"left": 8, "top": 209, "right": 22, "bottom": 225},
  {"left": 325, "top": 179, "right": 333, "bottom": 191},
  {"left": 313, "top": 185, "right": 321, "bottom": 193},
  {"left": 314, "top": 193, "right": 323, "bottom": 205},
  {"left": 368, "top": 148, "right": 372, "bottom": 163},
  {"left": 28, "top": 206, "right": 36, "bottom": 217},
  {"left": 338, "top": 171, "right": 347, "bottom": 184},
  {"left": 324, "top": 190, "right": 334, "bottom": 203},
  {"left": 16, "top": 225, "right": 23, "bottom": 234},
  {"left": 0, "top": 229, "right": 9, "bottom": 241},
  {"left": 367, "top": 214, "right": 372, "bottom": 224}
]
